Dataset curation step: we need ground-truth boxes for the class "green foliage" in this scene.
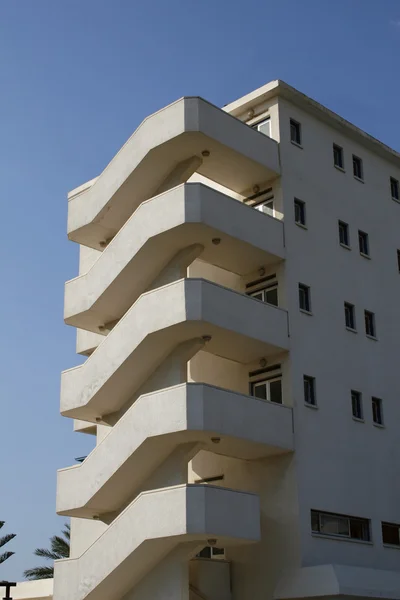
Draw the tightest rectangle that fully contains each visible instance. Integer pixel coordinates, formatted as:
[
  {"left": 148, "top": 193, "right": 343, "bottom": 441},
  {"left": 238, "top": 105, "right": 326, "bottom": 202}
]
[
  {"left": 24, "top": 524, "right": 70, "bottom": 580},
  {"left": 0, "top": 521, "right": 16, "bottom": 565}
]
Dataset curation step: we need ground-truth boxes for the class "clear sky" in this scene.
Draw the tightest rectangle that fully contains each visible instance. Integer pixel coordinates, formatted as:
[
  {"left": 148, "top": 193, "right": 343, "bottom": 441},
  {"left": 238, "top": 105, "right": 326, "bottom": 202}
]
[{"left": 0, "top": 0, "right": 399, "bottom": 582}]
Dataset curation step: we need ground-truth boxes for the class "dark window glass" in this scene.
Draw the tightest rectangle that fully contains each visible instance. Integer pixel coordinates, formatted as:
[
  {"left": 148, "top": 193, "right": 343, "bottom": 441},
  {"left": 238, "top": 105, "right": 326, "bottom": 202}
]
[
  {"left": 382, "top": 522, "right": 400, "bottom": 546},
  {"left": 358, "top": 231, "right": 369, "bottom": 256},
  {"left": 353, "top": 155, "right": 363, "bottom": 180},
  {"left": 299, "top": 284, "right": 311, "bottom": 312},
  {"left": 294, "top": 198, "right": 306, "bottom": 226},
  {"left": 333, "top": 144, "right": 344, "bottom": 169},
  {"left": 339, "top": 221, "right": 350, "bottom": 246},
  {"left": 269, "top": 379, "right": 282, "bottom": 404},
  {"left": 304, "top": 375, "right": 316, "bottom": 406},
  {"left": 344, "top": 303, "right": 356, "bottom": 330},
  {"left": 397, "top": 250, "right": 400, "bottom": 273},
  {"left": 372, "top": 397, "right": 383, "bottom": 425},
  {"left": 391, "top": 177, "right": 399, "bottom": 201},
  {"left": 290, "top": 119, "right": 302, "bottom": 145},
  {"left": 351, "top": 390, "right": 363, "bottom": 420},
  {"left": 365, "top": 310, "right": 376, "bottom": 337}
]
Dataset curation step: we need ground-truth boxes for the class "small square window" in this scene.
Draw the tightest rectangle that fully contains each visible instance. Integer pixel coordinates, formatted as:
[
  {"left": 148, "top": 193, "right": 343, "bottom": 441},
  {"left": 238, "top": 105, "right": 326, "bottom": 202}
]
[
  {"left": 391, "top": 177, "right": 399, "bottom": 201},
  {"left": 299, "top": 283, "right": 311, "bottom": 313},
  {"left": 290, "top": 119, "right": 302, "bottom": 146},
  {"left": 372, "top": 397, "right": 384, "bottom": 425},
  {"left": 382, "top": 522, "right": 400, "bottom": 546},
  {"left": 351, "top": 390, "right": 363, "bottom": 420},
  {"left": 353, "top": 155, "right": 363, "bottom": 180},
  {"left": 338, "top": 221, "right": 350, "bottom": 247},
  {"left": 344, "top": 302, "right": 356, "bottom": 330},
  {"left": 364, "top": 310, "right": 376, "bottom": 338},
  {"left": 294, "top": 198, "right": 306, "bottom": 226},
  {"left": 358, "top": 230, "right": 370, "bottom": 256},
  {"left": 304, "top": 375, "right": 316, "bottom": 406},
  {"left": 333, "top": 144, "right": 344, "bottom": 169},
  {"left": 254, "top": 118, "right": 271, "bottom": 138}
]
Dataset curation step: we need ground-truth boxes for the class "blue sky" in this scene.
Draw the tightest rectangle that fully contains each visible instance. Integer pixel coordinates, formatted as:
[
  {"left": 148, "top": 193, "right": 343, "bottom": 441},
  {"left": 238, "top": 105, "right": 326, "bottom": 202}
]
[{"left": 0, "top": 0, "right": 399, "bottom": 582}]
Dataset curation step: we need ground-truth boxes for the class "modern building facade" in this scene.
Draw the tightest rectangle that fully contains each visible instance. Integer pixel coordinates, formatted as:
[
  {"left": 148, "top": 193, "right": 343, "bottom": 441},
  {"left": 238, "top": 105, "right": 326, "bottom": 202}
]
[{"left": 54, "top": 80, "right": 400, "bottom": 600}]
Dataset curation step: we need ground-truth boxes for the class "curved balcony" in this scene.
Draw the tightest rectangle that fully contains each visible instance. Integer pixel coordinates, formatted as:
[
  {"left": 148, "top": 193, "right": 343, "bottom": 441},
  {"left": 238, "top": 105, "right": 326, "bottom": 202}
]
[
  {"left": 54, "top": 484, "right": 260, "bottom": 600},
  {"left": 65, "top": 182, "right": 285, "bottom": 333},
  {"left": 67, "top": 97, "right": 280, "bottom": 248},
  {"left": 60, "top": 278, "right": 289, "bottom": 422},
  {"left": 57, "top": 382, "right": 293, "bottom": 518}
]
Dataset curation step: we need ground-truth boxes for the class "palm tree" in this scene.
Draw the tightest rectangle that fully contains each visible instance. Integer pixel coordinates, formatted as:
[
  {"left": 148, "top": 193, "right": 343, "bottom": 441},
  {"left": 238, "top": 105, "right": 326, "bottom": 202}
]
[
  {"left": 24, "top": 523, "right": 70, "bottom": 580},
  {"left": 0, "top": 521, "right": 16, "bottom": 565}
]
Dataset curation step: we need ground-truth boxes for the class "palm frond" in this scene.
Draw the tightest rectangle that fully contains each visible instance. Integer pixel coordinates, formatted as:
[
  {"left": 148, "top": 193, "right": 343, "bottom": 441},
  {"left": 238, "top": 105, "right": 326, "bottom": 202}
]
[
  {"left": 50, "top": 535, "right": 69, "bottom": 559},
  {"left": 23, "top": 566, "right": 54, "bottom": 580},
  {"left": 0, "top": 533, "right": 16, "bottom": 549},
  {"left": 0, "top": 551, "right": 15, "bottom": 564},
  {"left": 62, "top": 524, "right": 70, "bottom": 541},
  {"left": 0, "top": 521, "right": 4, "bottom": 530},
  {"left": 33, "top": 548, "right": 60, "bottom": 561}
]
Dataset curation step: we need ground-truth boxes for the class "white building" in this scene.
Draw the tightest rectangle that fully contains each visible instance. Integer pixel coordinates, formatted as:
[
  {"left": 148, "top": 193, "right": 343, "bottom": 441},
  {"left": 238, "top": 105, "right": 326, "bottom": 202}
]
[{"left": 53, "top": 80, "right": 400, "bottom": 600}]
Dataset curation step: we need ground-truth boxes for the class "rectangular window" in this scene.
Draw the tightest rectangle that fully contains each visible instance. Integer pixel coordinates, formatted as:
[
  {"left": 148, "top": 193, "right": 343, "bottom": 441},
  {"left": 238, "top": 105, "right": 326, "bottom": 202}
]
[
  {"left": 304, "top": 375, "right": 316, "bottom": 406},
  {"left": 254, "top": 118, "right": 271, "bottom": 138},
  {"left": 351, "top": 390, "right": 363, "bottom": 420},
  {"left": 353, "top": 155, "right": 363, "bottom": 180},
  {"left": 311, "top": 510, "right": 370, "bottom": 541},
  {"left": 365, "top": 310, "right": 376, "bottom": 338},
  {"left": 294, "top": 198, "right": 306, "bottom": 226},
  {"left": 197, "top": 546, "right": 225, "bottom": 559},
  {"left": 290, "top": 119, "right": 302, "bottom": 146},
  {"left": 333, "top": 144, "right": 344, "bottom": 169},
  {"left": 250, "top": 377, "right": 282, "bottom": 404},
  {"left": 358, "top": 230, "right": 370, "bottom": 256},
  {"left": 344, "top": 302, "right": 356, "bottom": 330},
  {"left": 338, "top": 220, "right": 350, "bottom": 247},
  {"left": 299, "top": 283, "right": 311, "bottom": 313},
  {"left": 391, "top": 177, "right": 399, "bottom": 201},
  {"left": 382, "top": 522, "right": 400, "bottom": 546},
  {"left": 372, "top": 397, "right": 384, "bottom": 425},
  {"left": 397, "top": 250, "right": 400, "bottom": 273},
  {"left": 248, "top": 284, "right": 278, "bottom": 307}
]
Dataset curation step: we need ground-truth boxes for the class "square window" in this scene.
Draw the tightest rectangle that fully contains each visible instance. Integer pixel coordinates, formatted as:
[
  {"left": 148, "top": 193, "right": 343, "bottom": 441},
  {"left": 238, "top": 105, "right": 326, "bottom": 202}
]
[
  {"left": 372, "top": 397, "right": 384, "bottom": 425},
  {"left": 351, "top": 390, "right": 363, "bottom": 420},
  {"left": 358, "top": 230, "right": 370, "bottom": 256},
  {"left": 290, "top": 119, "right": 302, "bottom": 146},
  {"left": 299, "top": 283, "right": 311, "bottom": 313},
  {"left": 364, "top": 310, "right": 376, "bottom": 338},
  {"left": 338, "top": 221, "right": 350, "bottom": 247},
  {"left": 304, "top": 375, "right": 316, "bottom": 406},
  {"left": 250, "top": 378, "right": 282, "bottom": 404},
  {"left": 333, "top": 144, "right": 344, "bottom": 169},
  {"left": 382, "top": 522, "right": 400, "bottom": 546},
  {"left": 254, "top": 118, "right": 271, "bottom": 137},
  {"left": 353, "top": 155, "right": 363, "bottom": 180},
  {"left": 294, "top": 198, "right": 306, "bottom": 226},
  {"left": 391, "top": 177, "right": 399, "bottom": 201},
  {"left": 344, "top": 302, "right": 356, "bottom": 330}
]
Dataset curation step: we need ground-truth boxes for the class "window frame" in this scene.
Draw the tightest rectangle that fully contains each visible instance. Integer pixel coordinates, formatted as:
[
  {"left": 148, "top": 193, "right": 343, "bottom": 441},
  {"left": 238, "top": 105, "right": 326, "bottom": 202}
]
[
  {"left": 358, "top": 230, "right": 370, "bottom": 257},
  {"left": 298, "top": 283, "right": 311, "bottom": 313},
  {"left": 253, "top": 118, "right": 271, "bottom": 138},
  {"left": 397, "top": 250, "right": 400, "bottom": 273},
  {"left": 338, "top": 220, "right": 350, "bottom": 248},
  {"left": 248, "top": 282, "right": 278, "bottom": 307},
  {"left": 294, "top": 198, "right": 306, "bottom": 227},
  {"left": 290, "top": 118, "right": 302, "bottom": 146},
  {"left": 382, "top": 522, "right": 400, "bottom": 547},
  {"left": 364, "top": 310, "right": 376, "bottom": 338},
  {"left": 390, "top": 177, "right": 399, "bottom": 202},
  {"left": 311, "top": 509, "right": 371, "bottom": 542},
  {"left": 303, "top": 375, "right": 317, "bottom": 407},
  {"left": 372, "top": 397, "right": 384, "bottom": 426},
  {"left": 352, "top": 155, "right": 364, "bottom": 181},
  {"left": 250, "top": 376, "right": 283, "bottom": 405},
  {"left": 333, "top": 144, "right": 345, "bottom": 170},
  {"left": 344, "top": 302, "right": 356, "bottom": 331},
  {"left": 351, "top": 390, "right": 363, "bottom": 421}
]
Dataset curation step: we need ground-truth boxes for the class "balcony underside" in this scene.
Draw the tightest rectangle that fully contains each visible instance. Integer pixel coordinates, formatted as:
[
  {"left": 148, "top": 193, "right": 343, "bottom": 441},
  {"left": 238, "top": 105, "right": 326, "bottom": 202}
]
[
  {"left": 60, "top": 278, "right": 289, "bottom": 422},
  {"left": 67, "top": 96, "right": 280, "bottom": 249},
  {"left": 57, "top": 382, "right": 293, "bottom": 517},
  {"left": 54, "top": 484, "right": 260, "bottom": 600},
  {"left": 65, "top": 183, "right": 285, "bottom": 332}
]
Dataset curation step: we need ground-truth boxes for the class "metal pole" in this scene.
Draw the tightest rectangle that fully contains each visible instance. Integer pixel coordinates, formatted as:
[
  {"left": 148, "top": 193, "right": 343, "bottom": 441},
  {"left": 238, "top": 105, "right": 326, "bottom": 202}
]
[{"left": 0, "top": 581, "right": 16, "bottom": 600}]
